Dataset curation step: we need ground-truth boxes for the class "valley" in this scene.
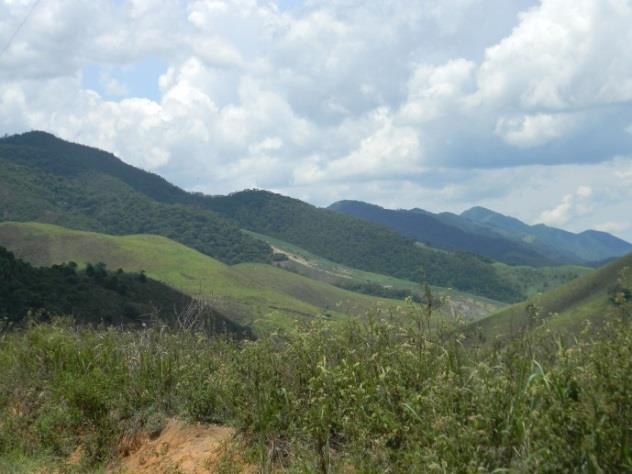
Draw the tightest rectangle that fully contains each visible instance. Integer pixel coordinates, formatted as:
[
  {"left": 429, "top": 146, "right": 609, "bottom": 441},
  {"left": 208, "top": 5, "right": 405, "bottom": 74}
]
[{"left": 0, "top": 132, "right": 630, "bottom": 473}]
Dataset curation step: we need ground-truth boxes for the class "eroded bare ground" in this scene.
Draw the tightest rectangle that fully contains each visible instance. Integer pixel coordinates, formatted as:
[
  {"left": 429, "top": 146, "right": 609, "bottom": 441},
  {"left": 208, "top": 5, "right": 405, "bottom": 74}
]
[{"left": 109, "top": 419, "right": 256, "bottom": 474}]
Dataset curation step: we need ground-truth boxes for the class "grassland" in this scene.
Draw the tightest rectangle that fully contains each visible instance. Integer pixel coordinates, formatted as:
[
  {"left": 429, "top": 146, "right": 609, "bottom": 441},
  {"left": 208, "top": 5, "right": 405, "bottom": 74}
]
[
  {"left": 473, "top": 252, "right": 632, "bottom": 339},
  {"left": 0, "top": 222, "right": 411, "bottom": 332},
  {"left": 245, "top": 230, "right": 504, "bottom": 318},
  {"left": 493, "top": 261, "right": 592, "bottom": 298}
]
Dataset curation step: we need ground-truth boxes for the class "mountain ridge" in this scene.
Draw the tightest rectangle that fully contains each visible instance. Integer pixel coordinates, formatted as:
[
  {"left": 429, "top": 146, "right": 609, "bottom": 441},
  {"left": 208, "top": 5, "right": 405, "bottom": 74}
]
[
  {"left": 0, "top": 130, "right": 609, "bottom": 303},
  {"left": 0, "top": 131, "right": 272, "bottom": 265},
  {"left": 461, "top": 206, "right": 631, "bottom": 263},
  {"left": 329, "top": 200, "right": 630, "bottom": 266},
  {"left": 329, "top": 200, "right": 559, "bottom": 266}
]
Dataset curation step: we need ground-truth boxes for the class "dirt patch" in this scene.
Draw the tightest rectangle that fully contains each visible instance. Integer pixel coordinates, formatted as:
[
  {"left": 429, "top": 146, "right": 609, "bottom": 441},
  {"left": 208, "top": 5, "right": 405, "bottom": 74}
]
[
  {"left": 111, "top": 419, "right": 255, "bottom": 473},
  {"left": 271, "top": 245, "right": 353, "bottom": 281},
  {"left": 271, "top": 245, "right": 313, "bottom": 268}
]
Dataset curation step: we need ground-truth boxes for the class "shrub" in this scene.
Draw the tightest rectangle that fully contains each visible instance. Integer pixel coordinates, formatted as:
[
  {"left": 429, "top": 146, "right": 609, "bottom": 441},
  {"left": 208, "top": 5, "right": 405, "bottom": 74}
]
[{"left": 0, "top": 312, "right": 630, "bottom": 471}]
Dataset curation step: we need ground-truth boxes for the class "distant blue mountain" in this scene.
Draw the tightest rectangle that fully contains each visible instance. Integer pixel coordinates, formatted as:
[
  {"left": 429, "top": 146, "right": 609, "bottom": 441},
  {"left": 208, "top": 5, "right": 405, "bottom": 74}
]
[
  {"left": 461, "top": 207, "right": 632, "bottom": 264},
  {"left": 329, "top": 201, "right": 631, "bottom": 266}
]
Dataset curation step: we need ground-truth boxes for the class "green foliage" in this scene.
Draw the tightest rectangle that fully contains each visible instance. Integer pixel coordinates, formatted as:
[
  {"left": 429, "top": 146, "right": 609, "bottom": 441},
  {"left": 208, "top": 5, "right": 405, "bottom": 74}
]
[
  {"left": 475, "top": 253, "right": 632, "bottom": 339},
  {"left": 463, "top": 206, "right": 632, "bottom": 264},
  {"left": 329, "top": 200, "right": 564, "bottom": 266},
  {"left": 0, "top": 132, "right": 590, "bottom": 303},
  {"left": 0, "top": 245, "right": 249, "bottom": 336},
  {"left": 0, "top": 222, "right": 409, "bottom": 332},
  {"left": 0, "top": 312, "right": 629, "bottom": 471},
  {"left": 205, "top": 190, "right": 524, "bottom": 302},
  {"left": 493, "top": 262, "right": 592, "bottom": 298},
  {"left": 0, "top": 133, "right": 272, "bottom": 265},
  {"left": 330, "top": 279, "right": 423, "bottom": 302},
  {"left": 246, "top": 229, "right": 503, "bottom": 319}
]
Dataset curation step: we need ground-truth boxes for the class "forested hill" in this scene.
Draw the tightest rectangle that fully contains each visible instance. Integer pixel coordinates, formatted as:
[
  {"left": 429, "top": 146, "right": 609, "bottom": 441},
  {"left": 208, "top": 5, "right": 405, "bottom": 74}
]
[
  {"left": 203, "top": 190, "right": 522, "bottom": 301},
  {"left": 461, "top": 206, "right": 632, "bottom": 264},
  {"left": 1, "top": 131, "right": 191, "bottom": 205},
  {"left": 0, "top": 132, "right": 272, "bottom": 264},
  {"left": 0, "top": 131, "right": 582, "bottom": 303},
  {"left": 470, "top": 251, "right": 632, "bottom": 339},
  {"left": 0, "top": 246, "right": 250, "bottom": 337},
  {"left": 328, "top": 200, "right": 558, "bottom": 266},
  {"left": 329, "top": 200, "right": 632, "bottom": 266}
]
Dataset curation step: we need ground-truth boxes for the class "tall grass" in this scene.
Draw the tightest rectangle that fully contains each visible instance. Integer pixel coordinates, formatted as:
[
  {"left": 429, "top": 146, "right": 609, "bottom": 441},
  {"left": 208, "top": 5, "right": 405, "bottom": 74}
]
[{"left": 0, "top": 307, "right": 630, "bottom": 472}]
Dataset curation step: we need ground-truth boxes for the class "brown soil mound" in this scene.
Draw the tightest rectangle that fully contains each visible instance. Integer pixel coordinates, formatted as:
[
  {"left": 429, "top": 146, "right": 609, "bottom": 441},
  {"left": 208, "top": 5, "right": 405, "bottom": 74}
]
[{"left": 111, "top": 419, "right": 255, "bottom": 473}]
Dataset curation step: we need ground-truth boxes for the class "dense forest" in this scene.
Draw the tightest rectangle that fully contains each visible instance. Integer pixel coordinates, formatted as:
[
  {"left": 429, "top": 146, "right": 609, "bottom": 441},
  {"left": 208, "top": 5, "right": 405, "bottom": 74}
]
[
  {"left": 204, "top": 190, "right": 522, "bottom": 301},
  {"left": 462, "top": 206, "right": 632, "bottom": 263},
  {"left": 0, "top": 134, "right": 272, "bottom": 265},
  {"left": 0, "top": 246, "right": 249, "bottom": 336},
  {"left": 0, "top": 132, "right": 521, "bottom": 301},
  {"left": 329, "top": 200, "right": 560, "bottom": 266}
]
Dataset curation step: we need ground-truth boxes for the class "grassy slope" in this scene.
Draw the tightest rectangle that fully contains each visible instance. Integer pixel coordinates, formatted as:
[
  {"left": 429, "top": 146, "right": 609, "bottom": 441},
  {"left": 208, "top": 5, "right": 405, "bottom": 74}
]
[
  {"left": 492, "top": 262, "right": 592, "bottom": 299},
  {"left": 472, "top": 252, "right": 632, "bottom": 338},
  {"left": 245, "top": 230, "right": 504, "bottom": 319},
  {"left": 246, "top": 230, "right": 590, "bottom": 306},
  {"left": 204, "top": 190, "right": 523, "bottom": 302},
  {"left": 0, "top": 222, "right": 404, "bottom": 333}
]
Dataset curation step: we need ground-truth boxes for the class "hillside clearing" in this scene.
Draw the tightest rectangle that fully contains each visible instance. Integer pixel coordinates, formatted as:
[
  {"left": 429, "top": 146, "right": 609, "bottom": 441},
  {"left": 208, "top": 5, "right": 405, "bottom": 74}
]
[{"left": 0, "top": 222, "right": 411, "bottom": 332}]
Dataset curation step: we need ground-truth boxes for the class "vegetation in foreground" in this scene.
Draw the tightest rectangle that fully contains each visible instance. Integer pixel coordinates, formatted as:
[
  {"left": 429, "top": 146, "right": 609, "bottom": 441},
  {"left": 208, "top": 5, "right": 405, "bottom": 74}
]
[{"left": 0, "top": 298, "right": 629, "bottom": 472}]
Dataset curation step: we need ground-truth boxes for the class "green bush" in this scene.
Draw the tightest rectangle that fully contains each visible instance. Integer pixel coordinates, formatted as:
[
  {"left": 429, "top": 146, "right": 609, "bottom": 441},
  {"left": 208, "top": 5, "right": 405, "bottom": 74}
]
[{"left": 0, "top": 311, "right": 630, "bottom": 471}]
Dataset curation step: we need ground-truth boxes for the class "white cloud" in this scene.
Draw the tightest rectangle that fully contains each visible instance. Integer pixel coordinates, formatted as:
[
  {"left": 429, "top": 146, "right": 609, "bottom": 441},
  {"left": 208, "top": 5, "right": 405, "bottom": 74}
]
[
  {"left": 1, "top": 0, "right": 631, "bottom": 240},
  {"left": 399, "top": 58, "right": 475, "bottom": 123},
  {"left": 539, "top": 194, "right": 574, "bottom": 226},
  {"left": 476, "top": 0, "right": 632, "bottom": 109},
  {"left": 539, "top": 185, "right": 595, "bottom": 226},
  {"left": 100, "top": 73, "right": 129, "bottom": 97},
  {"left": 616, "top": 167, "right": 632, "bottom": 183},
  {"left": 495, "top": 113, "right": 576, "bottom": 148},
  {"left": 576, "top": 185, "right": 592, "bottom": 198}
]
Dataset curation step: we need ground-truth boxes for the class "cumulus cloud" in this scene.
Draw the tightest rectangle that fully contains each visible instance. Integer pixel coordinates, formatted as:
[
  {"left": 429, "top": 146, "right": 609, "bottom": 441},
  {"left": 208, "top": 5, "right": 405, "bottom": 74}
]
[
  {"left": 539, "top": 186, "right": 594, "bottom": 226},
  {"left": 0, "top": 0, "right": 631, "bottom": 239},
  {"left": 495, "top": 113, "right": 576, "bottom": 148}
]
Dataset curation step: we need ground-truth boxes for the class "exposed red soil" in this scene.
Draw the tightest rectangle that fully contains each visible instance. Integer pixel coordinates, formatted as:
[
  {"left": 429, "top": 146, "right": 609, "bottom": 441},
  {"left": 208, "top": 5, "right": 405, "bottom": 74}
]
[{"left": 110, "top": 419, "right": 256, "bottom": 473}]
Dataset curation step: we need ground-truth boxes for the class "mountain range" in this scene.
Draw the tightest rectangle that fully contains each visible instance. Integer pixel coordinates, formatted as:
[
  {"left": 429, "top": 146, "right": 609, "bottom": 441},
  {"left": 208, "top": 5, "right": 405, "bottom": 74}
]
[
  {"left": 329, "top": 200, "right": 631, "bottom": 267},
  {"left": 0, "top": 131, "right": 519, "bottom": 301},
  {"left": 1, "top": 131, "right": 626, "bottom": 305}
]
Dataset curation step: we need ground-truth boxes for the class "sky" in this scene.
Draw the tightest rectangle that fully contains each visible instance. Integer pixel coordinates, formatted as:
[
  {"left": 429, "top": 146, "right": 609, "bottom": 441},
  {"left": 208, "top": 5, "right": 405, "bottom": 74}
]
[{"left": 1, "top": 0, "right": 631, "bottom": 240}]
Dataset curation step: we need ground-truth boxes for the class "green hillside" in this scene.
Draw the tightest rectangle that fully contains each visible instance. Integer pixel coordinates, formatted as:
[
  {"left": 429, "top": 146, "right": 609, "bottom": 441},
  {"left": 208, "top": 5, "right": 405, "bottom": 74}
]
[
  {"left": 471, "top": 252, "right": 632, "bottom": 339},
  {"left": 204, "top": 190, "right": 525, "bottom": 301},
  {"left": 246, "top": 230, "right": 503, "bottom": 319},
  {"left": 0, "top": 131, "right": 596, "bottom": 304},
  {"left": 462, "top": 206, "right": 632, "bottom": 263},
  {"left": 0, "top": 222, "right": 409, "bottom": 333},
  {"left": 245, "top": 223, "right": 589, "bottom": 307},
  {"left": 492, "top": 262, "right": 592, "bottom": 298},
  {"left": 0, "top": 132, "right": 271, "bottom": 264},
  {"left": 0, "top": 245, "right": 250, "bottom": 337},
  {"left": 328, "top": 200, "right": 559, "bottom": 266}
]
